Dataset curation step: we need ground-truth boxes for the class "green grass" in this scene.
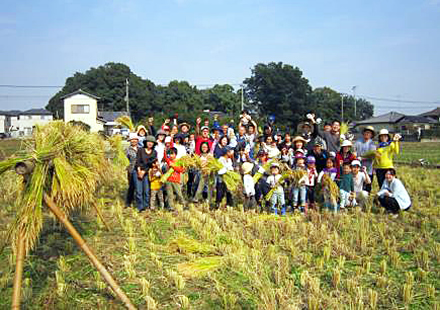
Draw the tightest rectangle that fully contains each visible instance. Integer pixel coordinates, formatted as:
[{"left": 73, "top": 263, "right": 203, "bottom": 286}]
[
  {"left": 0, "top": 139, "right": 25, "bottom": 160},
  {"left": 399, "top": 142, "right": 440, "bottom": 165}
]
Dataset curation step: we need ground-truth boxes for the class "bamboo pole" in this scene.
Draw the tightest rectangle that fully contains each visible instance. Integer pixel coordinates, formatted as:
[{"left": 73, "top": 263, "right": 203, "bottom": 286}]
[
  {"left": 43, "top": 193, "right": 136, "bottom": 310},
  {"left": 11, "top": 231, "right": 25, "bottom": 310}
]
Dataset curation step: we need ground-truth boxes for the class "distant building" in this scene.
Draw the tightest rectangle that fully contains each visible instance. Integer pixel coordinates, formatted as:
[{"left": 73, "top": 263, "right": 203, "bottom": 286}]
[
  {"left": 62, "top": 89, "right": 105, "bottom": 133},
  {"left": 62, "top": 89, "right": 129, "bottom": 134},
  {"left": 354, "top": 111, "right": 438, "bottom": 137},
  {"left": 418, "top": 107, "right": 440, "bottom": 122},
  {"left": 0, "top": 109, "right": 53, "bottom": 137}
]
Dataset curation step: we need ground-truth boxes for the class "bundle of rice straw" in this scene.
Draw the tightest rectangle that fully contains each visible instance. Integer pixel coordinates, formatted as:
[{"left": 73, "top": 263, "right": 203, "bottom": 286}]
[
  {"left": 115, "top": 115, "right": 135, "bottom": 132},
  {"left": 160, "top": 155, "right": 196, "bottom": 183},
  {"left": 321, "top": 174, "right": 339, "bottom": 202},
  {"left": 177, "top": 257, "right": 223, "bottom": 278},
  {"left": 222, "top": 170, "right": 242, "bottom": 192},
  {"left": 265, "top": 171, "right": 290, "bottom": 201},
  {"left": 290, "top": 169, "right": 307, "bottom": 187},
  {"left": 253, "top": 160, "right": 274, "bottom": 183},
  {"left": 108, "top": 135, "right": 129, "bottom": 168}
]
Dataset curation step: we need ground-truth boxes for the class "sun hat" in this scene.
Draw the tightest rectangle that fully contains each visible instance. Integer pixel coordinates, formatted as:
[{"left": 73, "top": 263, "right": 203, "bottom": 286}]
[
  {"left": 363, "top": 126, "right": 375, "bottom": 136},
  {"left": 156, "top": 129, "right": 167, "bottom": 137},
  {"left": 136, "top": 125, "right": 147, "bottom": 135},
  {"left": 292, "top": 136, "right": 307, "bottom": 144},
  {"left": 145, "top": 135, "right": 156, "bottom": 143},
  {"left": 351, "top": 160, "right": 361, "bottom": 167},
  {"left": 179, "top": 122, "right": 191, "bottom": 130},
  {"left": 294, "top": 148, "right": 306, "bottom": 155},
  {"left": 128, "top": 132, "right": 139, "bottom": 141},
  {"left": 242, "top": 162, "right": 254, "bottom": 174},
  {"left": 341, "top": 140, "right": 353, "bottom": 147}
]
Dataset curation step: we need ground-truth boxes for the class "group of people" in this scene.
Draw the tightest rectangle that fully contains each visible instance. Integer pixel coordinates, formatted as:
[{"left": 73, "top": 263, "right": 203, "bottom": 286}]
[{"left": 124, "top": 112, "right": 412, "bottom": 217}]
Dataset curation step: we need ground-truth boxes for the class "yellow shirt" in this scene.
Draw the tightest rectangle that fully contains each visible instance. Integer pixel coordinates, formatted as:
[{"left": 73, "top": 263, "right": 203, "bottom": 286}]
[
  {"left": 149, "top": 170, "right": 163, "bottom": 190},
  {"left": 373, "top": 141, "right": 399, "bottom": 169}
]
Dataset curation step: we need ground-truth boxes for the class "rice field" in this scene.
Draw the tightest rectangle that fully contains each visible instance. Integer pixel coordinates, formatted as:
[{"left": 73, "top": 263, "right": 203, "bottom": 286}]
[
  {"left": 398, "top": 142, "right": 440, "bottom": 166},
  {"left": 0, "top": 163, "right": 438, "bottom": 309}
]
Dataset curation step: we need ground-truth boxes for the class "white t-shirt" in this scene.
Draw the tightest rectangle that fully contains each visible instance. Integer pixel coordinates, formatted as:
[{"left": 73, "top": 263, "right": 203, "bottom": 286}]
[
  {"left": 267, "top": 174, "right": 283, "bottom": 193},
  {"left": 353, "top": 172, "right": 366, "bottom": 193},
  {"left": 243, "top": 174, "right": 255, "bottom": 196}
]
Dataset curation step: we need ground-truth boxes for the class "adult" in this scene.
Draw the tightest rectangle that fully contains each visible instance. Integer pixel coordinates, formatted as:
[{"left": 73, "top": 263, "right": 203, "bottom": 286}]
[
  {"left": 173, "top": 134, "right": 187, "bottom": 159},
  {"left": 310, "top": 140, "right": 329, "bottom": 173},
  {"left": 335, "top": 140, "right": 356, "bottom": 177},
  {"left": 262, "top": 135, "right": 280, "bottom": 159},
  {"left": 216, "top": 146, "right": 235, "bottom": 208},
  {"left": 373, "top": 129, "right": 401, "bottom": 189},
  {"left": 154, "top": 129, "right": 167, "bottom": 167},
  {"left": 195, "top": 118, "right": 213, "bottom": 155},
  {"left": 125, "top": 133, "right": 139, "bottom": 208},
  {"left": 135, "top": 135, "right": 157, "bottom": 212},
  {"left": 179, "top": 122, "right": 191, "bottom": 135},
  {"left": 136, "top": 125, "right": 147, "bottom": 148},
  {"left": 310, "top": 115, "right": 341, "bottom": 154},
  {"left": 376, "top": 168, "right": 411, "bottom": 216},
  {"left": 214, "top": 136, "right": 230, "bottom": 159},
  {"left": 354, "top": 126, "right": 376, "bottom": 192}
]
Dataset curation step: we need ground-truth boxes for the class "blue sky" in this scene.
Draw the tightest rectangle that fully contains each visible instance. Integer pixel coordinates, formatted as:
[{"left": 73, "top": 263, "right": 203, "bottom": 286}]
[{"left": 1, "top": 0, "right": 439, "bottom": 116}]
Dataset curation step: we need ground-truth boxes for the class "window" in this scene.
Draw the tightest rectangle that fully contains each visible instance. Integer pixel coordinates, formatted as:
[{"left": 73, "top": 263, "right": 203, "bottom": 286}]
[{"left": 71, "top": 104, "right": 90, "bottom": 114}]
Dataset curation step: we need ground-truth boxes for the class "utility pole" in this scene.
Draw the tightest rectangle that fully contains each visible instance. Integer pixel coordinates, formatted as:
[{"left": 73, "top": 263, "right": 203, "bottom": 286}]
[
  {"left": 341, "top": 94, "right": 344, "bottom": 123},
  {"left": 125, "top": 78, "right": 130, "bottom": 116},
  {"left": 352, "top": 85, "right": 357, "bottom": 118},
  {"left": 241, "top": 85, "right": 244, "bottom": 112}
]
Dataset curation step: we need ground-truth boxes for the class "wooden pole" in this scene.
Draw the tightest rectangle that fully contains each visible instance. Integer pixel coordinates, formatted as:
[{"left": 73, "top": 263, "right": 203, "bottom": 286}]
[
  {"left": 43, "top": 193, "right": 136, "bottom": 310},
  {"left": 11, "top": 231, "right": 25, "bottom": 310}
]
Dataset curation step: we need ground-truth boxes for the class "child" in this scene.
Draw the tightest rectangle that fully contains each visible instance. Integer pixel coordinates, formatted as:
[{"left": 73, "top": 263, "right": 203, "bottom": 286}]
[
  {"left": 193, "top": 142, "right": 213, "bottom": 203},
  {"left": 163, "top": 147, "right": 186, "bottom": 210},
  {"left": 266, "top": 163, "right": 285, "bottom": 215},
  {"left": 318, "top": 157, "right": 339, "bottom": 211},
  {"left": 149, "top": 159, "right": 164, "bottom": 210},
  {"left": 292, "top": 154, "right": 308, "bottom": 213},
  {"left": 242, "top": 162, "right": 257, "bottom": 210},
  {"left": 305, "top": 156, "right": 318, "bottom": 210},
  {"left": 216, "top": 146, "right": 235, "bottom": 209},
  {"left": 351, "top": 160, "right": 371, "bottom": 207},
  {"left": 338, "top": 162, "right": 355, "bottom": 209}
]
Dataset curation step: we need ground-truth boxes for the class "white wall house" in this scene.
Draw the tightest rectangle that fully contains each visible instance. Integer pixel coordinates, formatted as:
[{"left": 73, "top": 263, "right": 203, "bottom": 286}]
[
  {"left": 0, "top": 109, "right": 53, "bottom": 137},
  {"left": 62, "top": 89, "right": 105, "bottom": 133}
]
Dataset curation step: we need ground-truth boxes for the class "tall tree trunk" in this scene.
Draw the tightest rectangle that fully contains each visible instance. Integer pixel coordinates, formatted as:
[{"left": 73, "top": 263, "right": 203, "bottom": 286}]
[
  {"left": 11, "top": 231, "right": 25, "bottom": 310},
  {"left": 43, "top": 193, "right": 136, "bottom": 310}
]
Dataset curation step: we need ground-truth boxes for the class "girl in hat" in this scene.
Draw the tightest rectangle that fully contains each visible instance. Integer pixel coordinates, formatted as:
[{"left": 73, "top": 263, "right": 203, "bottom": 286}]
[
  {"left": 335, "top": 140, "right": 356, "bottom": 178},
  {"left": 351, "top": 160, "right": 371, "bottom": 207},
  {"left": 291, "top": 154, "right": 308, "bottom": 213},
  {"left": 305, "top": 156, "right": 318, "bottom": 210},
  {"left": 136, "top": 125, "right": 148, "bottom": 148},
  {"left": 292, "top": 136, "right": 308, "bottom": 155},
  {"left": 373, "top": 129, "right": 401, "bottom": 188}
]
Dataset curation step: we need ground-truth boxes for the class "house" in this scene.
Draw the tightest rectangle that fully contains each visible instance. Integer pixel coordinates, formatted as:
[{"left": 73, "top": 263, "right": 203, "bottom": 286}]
[
  {"left": 62, "top": 89, "right": 105, "bottom": 133},
  {"left": 354, "top": 111, "right": 406, "bottom": 133},
  {"left": 98, "top": 111, "right": 129, "bottom": 136},
  {"left": 418, "top": 107, "right": 440, "bottom": 122},
  {"left": 62, "top": 89, "right": 129, "bottom": 134},
  {"left": 0, "top": 109, "right": 53, "bottom": 137}
]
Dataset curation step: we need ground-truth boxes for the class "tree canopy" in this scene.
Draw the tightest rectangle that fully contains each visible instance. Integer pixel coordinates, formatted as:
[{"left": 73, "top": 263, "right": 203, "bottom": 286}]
[{"left": 46, "top": 61, "right": 373, "bottom": 128}]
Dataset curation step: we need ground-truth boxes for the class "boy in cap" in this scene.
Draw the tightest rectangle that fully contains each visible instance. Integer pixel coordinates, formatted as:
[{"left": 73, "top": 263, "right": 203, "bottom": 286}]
[
  {"left": 266, "top": 163, "right": 286, "bottom": 215},
  {"left": 351, "top": 160, "right": 371, "bottom": 207}
]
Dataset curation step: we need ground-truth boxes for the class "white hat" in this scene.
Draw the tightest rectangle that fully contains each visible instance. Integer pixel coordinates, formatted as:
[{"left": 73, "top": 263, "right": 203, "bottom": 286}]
[
  {"left": 242, "top": 162, "right": 254, "bottom": 174},
  {"left": 164, "top": 136, "right": 172, "bottom": 143},
  {"left": 351, "top": 160, "right": 361, "bottom": 167},
  {"left": 378, "top": 129, "right": 389, "bottom": 136},
  {"left": 341, "top": 140, "right": 352, "bottom": 147},
  {"left": 128, "top": 132, "right": 139, "bottom": 141}
]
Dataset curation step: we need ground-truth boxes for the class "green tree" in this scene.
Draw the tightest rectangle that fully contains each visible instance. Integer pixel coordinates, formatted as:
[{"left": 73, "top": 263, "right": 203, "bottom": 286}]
[
  {"left": 46, "top": 62, "right": 156, "bottom": 121},
  {"left": 243, "top": 62, "right": 312, "bottom": 129},
  {"left": 201, "top": 84, "right": 241, "bottom": 115}
]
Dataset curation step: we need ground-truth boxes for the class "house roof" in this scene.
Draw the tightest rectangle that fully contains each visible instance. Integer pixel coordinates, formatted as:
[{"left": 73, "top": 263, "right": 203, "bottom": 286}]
[
  {"left": 418, "top": 107, "right": 440, "bottom": 118},
  {"left": 98, "top": 111, "right": 129, "bottom": 123},
  {"left": 60, "top": 89, "right": 101, "bottom": 100},
  {"left": 398, "top": 115, "right": 437, "bottom": 124},
  {"left": 20, "top": 109, "right": 53, "bottom": 115},
  {"left": 0, "top": 109, "right": 52, "bottom": 116},
  {"left": 0, "top": 110, "right": 22, "bottom": 116},
  {"left": 355, "top": 111, "right": 406, "bottom": 125}
]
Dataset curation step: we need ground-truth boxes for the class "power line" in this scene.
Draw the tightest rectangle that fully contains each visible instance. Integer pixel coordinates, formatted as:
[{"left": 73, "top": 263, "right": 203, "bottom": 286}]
[
  {"left": 0, "top": 84, "right": 62, "bottom": 88},
  {"left": 359, "top": 94, "right": 439, "bottom": 105}
]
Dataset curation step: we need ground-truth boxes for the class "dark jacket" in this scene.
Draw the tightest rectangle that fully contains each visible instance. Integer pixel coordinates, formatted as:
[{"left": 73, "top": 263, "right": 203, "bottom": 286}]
[{"left": 135, "top": 148, "right": 157, "bottom": 171}]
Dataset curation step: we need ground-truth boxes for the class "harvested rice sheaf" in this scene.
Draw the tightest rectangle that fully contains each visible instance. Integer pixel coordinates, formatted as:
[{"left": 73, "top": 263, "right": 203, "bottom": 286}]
[
  {"left": 168, "top": 235, "right": 216, "bottom": 254},
  {"left": 177, "top": 256, "right": 223, "bottom": 278},
  {"left": 321, "top": 174, "right": 339, "bottom": 201}
]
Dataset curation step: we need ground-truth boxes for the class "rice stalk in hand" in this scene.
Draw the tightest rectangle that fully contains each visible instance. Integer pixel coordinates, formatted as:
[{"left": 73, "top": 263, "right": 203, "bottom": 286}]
[
  {"left": 252, "top": 159, "right": 275, "bottom": 183},
  {"left": 115, "top": 115, "right": 135, "bottom": 132},
  {"left": 160, "top": 155, "right": 195, "bottom": 183},
  {"left": 265, "top": 170, "right": 294, "bottom": 201},
  {"left": 321, "top": 174, "right": 339, "bottom": 202},
  {"left": 222, "top": 171, "right": 242, "bottom": 192}
]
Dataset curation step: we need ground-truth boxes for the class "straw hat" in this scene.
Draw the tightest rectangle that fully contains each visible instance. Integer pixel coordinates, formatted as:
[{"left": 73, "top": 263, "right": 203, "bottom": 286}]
[
  {"left": 292, "top": 136, "right": 307, "bottom": 144},
  {"left": 136, "top": 125, "right": 147, "bottom": 135},
  {"left": 179, "top": 122, "right": 191, "bottom": 130},
  {"left": 242, "top": 162, "right": 254, "bottom": 174},
  {"left": 378, "top": 129, "right": 391, "bottom": 140},
  {"left": 363, "top": 126, "right": 375, "bottom": 136},
  {"left": 128, "top": 132, "right": 139, "bottom": 141}
]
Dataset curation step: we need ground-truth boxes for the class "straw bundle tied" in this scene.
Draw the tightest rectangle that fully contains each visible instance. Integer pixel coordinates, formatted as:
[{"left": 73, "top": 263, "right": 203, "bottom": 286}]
[
  {"left": 115, "top": 115, "right": 135, "bottom": 132},
  {"left": 322, "top": 174, "right": 339, "bottom": 202},
  {"left": 160, "top": 155, "right": 195, "bottom": 183},
  {"left": 253, "top": 160, "right": 275, "bottom": 183},
  {"left": 0, "top": 121, "right": 109, "bottom": 254},
  {"left": 265, "top": 169, "right": 307, "bottom": 201},
  {"left": 108, "top": 135, "right": 129, "bottom": 168}
]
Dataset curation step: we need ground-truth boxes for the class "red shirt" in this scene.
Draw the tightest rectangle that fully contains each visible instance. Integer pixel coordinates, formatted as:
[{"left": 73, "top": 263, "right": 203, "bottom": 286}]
[
  {"left": 195, "top": 136, "right": 213, "bottom": 155},
  {"left": 335, "top": 152, "right": 356, "bottom": 178}
]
